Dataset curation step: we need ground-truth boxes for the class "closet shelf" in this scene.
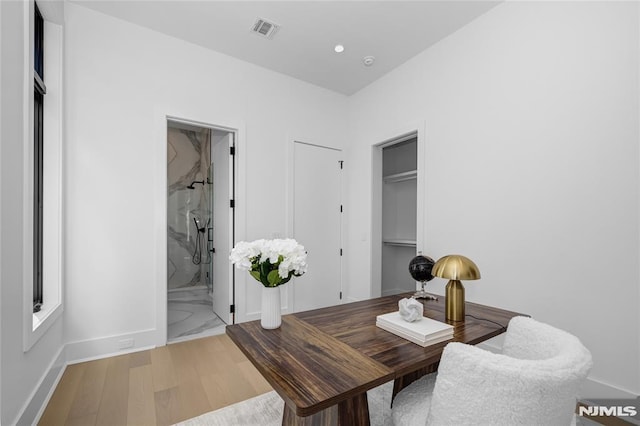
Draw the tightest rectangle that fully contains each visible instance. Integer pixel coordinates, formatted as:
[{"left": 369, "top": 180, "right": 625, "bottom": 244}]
[
  {"left": 383, "top": 170, "right": 417, "bottom": 183},
  {"left": 383, "top": 239, "right": 417, "bottom": 247}
]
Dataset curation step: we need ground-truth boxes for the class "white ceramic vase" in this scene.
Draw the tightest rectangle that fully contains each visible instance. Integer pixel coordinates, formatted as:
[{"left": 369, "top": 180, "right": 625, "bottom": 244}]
[{"left": 261, "top": 286, "right": 282, "bottom": 329}]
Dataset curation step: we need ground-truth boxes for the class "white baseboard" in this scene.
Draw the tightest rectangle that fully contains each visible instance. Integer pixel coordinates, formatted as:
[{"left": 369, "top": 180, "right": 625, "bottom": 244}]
[
  {"left": 65, "top": 328, "right": 158, "bottom": 365},
  {"left": 15, "top": 345, "right": 66, "bottom": 426},
  {"left": 24, "top": 329, "right": 159, "bottom": 424},
  {"left": 580, "top": 376, "right": 639, "bottom": 400}
]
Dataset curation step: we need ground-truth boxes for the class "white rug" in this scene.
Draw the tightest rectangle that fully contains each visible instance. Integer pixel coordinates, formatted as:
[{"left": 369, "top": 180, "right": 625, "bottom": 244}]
[{"left": 175, "top": 381, "right": 393, "bottom": 426}]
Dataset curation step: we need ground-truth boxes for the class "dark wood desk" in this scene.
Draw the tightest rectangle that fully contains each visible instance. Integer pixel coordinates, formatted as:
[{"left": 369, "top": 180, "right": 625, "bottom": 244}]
[{"left": 226, "top": 293, "right": 524, "bottom": 426}]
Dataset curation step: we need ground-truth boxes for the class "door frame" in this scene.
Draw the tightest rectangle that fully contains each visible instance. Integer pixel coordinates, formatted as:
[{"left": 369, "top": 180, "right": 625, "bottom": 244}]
[
  {"left": 287, "top": 137, "right": 344, "bottom": 313},
  {"left": 153, "top": 109, "right": 244, "bottom": 347}
]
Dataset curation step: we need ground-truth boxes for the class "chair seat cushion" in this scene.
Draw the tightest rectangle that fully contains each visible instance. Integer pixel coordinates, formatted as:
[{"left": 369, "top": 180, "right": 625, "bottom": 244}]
[{"left": 391, "top": 373, "right": 437, "bottom": 426}]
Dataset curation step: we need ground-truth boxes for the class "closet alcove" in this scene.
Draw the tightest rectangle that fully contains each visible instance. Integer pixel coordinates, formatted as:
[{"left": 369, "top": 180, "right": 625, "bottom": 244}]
[{"left": 381, "top": 137, "right": 418, "bottom": 296}]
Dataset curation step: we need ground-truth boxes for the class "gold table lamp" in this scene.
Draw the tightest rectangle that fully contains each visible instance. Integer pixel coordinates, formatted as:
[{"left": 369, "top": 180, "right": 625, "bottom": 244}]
[{"left": 432, "top": 255, "right": 480, "bottom": 322}]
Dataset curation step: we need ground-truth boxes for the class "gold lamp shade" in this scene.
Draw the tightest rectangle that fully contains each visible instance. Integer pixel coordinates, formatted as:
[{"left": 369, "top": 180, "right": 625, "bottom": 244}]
[{"left": 432, "top": 255, "right": 480, "bottom": 322}]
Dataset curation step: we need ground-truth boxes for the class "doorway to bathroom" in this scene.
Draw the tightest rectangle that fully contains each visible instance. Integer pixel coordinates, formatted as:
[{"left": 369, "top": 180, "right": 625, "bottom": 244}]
[{"left": 166, "top": 119, "right": 235, "bottom": 343}]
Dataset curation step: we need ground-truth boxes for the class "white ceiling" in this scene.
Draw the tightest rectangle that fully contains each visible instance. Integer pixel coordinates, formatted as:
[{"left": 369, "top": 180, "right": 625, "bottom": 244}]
[{"left": 71, "top": 1, "right": 500, "bottom": 95}]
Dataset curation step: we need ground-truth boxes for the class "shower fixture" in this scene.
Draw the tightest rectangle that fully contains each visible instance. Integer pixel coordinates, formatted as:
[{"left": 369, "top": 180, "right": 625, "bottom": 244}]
[
  {"left": 192, "top": 217, "right": 212, "bottom": 265},
  {"left": 187, "top": 180, "right": 204, "bottom": 189},
  {"left": 193, "top": 217, "right": 206, "bottom": 234},
  {"left": 186, "top": 178, "right": 213, "bottom": 189}
]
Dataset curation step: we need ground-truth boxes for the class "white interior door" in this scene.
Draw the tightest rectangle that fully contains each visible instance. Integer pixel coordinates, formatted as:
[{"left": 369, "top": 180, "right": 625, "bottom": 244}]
[
  {"left": 212, "top": 131, "right": 234, "bottom": 324},
  {"left": 293, "top": 141, "right": 342, "bottom": 312}
]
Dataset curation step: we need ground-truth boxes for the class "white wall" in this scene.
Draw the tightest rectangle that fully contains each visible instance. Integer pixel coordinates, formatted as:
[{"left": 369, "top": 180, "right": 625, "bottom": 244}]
[
  {"left": 63, "top": 3, "right": 348, "bottom": 355},
  {"left": 0, "top": 1, "right": 65, "bottom": 424},
  {"left": 0, "top": 0, "right": 4, "bottom": 420},
  {"left": 345, "top": 1, "right": 639, "bottom": 397},
  {"left": 5, "top": 1, "right": 634, "bottom": 419}
]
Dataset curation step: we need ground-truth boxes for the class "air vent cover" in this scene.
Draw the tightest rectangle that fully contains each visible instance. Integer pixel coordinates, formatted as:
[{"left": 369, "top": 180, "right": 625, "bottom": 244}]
[{"left": 251, "top": 18, "right": 279, "bottom": 39}]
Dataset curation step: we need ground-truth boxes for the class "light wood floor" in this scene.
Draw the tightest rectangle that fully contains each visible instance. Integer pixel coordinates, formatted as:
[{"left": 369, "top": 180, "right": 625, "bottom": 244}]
[
  {"left": 38, "top": 334, "right": 272, "bottom": 426},
  {"left": 36, "top": 332, "right": 630, "bottom": 426}
]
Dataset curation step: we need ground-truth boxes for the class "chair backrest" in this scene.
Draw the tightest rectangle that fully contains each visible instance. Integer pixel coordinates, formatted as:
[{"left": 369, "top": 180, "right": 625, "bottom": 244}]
[{"left": 426, "top": 316, "right": 593, "bottom": 426}]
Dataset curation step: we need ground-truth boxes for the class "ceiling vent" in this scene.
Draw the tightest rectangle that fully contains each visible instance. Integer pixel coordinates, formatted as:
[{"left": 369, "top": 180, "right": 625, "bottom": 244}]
[{"left": 251, "top": 18, "right": 279, "bottom": 39}]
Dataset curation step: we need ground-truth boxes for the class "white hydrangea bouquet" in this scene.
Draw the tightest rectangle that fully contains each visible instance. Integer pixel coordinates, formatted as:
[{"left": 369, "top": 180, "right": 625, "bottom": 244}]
[{"left": 229, "top": 239, "right": 308, "bottom": 287}]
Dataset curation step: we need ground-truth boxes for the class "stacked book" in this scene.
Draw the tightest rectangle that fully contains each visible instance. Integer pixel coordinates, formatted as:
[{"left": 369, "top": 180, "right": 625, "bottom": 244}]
[{"left": 376, "top": 312, "right": 454, "bottom": 347}]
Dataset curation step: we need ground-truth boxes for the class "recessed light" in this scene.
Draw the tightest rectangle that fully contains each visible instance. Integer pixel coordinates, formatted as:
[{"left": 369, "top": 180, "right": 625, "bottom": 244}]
[
  {"left": 363, "top": 56, "right": 375, "bottom": 66},
  {"left": 334, "top": 44, "right": 345, "bottom": 53}
]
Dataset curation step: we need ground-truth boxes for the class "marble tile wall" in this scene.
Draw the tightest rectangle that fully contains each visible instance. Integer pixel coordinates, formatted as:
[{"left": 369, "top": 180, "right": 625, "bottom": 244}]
[{"left": 167, "top": 126, "right": 213, "bottom": 290}]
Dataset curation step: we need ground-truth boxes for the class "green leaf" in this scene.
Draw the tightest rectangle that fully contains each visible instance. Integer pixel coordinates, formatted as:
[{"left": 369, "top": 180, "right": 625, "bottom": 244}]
[
  {"left": 260, "top": 260, "right": 270, "bottom": 276},
  {"left": 267, "top": 270, "right": 282, "bottom": 286},
  {"left": 249, "top": 271, "right": 261, "bottom": 283},
  {"left": 259, "top": 261, "right": 271, "bottom": 286}
]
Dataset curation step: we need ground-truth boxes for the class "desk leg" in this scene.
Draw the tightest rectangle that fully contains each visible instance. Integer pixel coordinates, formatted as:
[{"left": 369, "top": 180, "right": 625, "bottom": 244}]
[
  {"left": 281, "top": 393, "right": 370, "bottom": 426},
  {"left": 338, "top": 392, "right": 370, "bottom": 426},
  {"left": 392, "top": 362, "right": 439, "bottom": 404},
  {"left": 282, "top": 404, "right": 337, "bottom": 426}
]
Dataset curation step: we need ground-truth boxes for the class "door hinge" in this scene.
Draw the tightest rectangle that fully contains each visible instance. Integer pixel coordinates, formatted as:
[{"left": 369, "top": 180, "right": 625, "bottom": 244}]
[
  {"left": 339, "top": 291, "right": 342, "bottom": 300},
  {"left": 339, "top": 160, "right": 344, "bottom": 169},
  {"left": 340, "top": 205, "right": 343, "bottom": 213},
  {"left": 340, "top": 248, "right": 343, "bottom": 256},
  {"left": 230, "top": 199, "right": 235, "bottom": 208},
  {"left": 230, "top": 304, "right": 235, "bottom": 313},
  {"left": 230, "top": 146, "right": 235, "bottom": 156}
]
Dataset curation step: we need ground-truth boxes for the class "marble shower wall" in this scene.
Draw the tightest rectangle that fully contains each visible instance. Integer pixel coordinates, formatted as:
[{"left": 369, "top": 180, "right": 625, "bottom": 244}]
[{"left": 167, "top": 126, "right": 212, "bottom": 290}]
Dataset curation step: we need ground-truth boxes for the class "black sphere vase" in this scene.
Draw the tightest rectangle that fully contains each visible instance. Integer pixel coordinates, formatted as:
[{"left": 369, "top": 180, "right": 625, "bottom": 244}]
[{"left": 409, "top": 254, "right": 437, "bottom": 300}]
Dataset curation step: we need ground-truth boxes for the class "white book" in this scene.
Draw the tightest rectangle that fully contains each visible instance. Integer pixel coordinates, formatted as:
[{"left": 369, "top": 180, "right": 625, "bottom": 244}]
[
  {"left": 376, "top": 311, "right": 454, "bottom": 341},
  {"left": 377, "top": 319, "right": 453, "bottom": 342},
  {"left": 376, "top": 321, "right": 454, "bottom": 347}
]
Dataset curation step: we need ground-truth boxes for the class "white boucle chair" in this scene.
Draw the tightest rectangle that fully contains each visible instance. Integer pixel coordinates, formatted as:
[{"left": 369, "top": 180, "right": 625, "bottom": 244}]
[{"left": 391, "top": 316, "right": 593, "bottom": 426}]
